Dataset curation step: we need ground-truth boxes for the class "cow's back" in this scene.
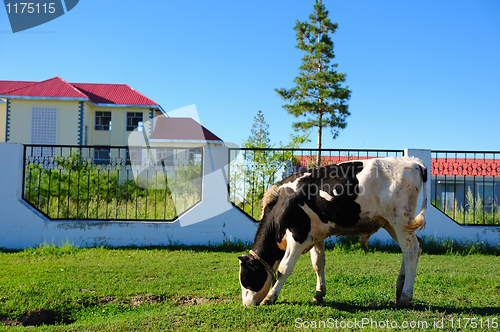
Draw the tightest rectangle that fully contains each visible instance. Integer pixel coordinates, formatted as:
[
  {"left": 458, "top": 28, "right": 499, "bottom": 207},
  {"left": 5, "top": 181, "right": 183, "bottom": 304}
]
[{"left": 355, "top": 157, "right": 426, "bottom": 224}]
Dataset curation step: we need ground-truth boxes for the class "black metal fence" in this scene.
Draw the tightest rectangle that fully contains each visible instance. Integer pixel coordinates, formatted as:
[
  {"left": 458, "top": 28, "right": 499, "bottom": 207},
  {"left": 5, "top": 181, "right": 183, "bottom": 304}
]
[
  {"left": 23, "top": 145, "right": 203, "bottom": 221},
  {"left": 431, "top": 150, "right": 500, "bottom": 225},
  {"left": 228, "top": 148, "right": 403, "bottom": 220}
]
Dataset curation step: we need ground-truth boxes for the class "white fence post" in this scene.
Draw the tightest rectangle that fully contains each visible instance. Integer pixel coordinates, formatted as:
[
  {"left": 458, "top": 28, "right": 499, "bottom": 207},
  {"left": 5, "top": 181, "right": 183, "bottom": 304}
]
[
  {"left": 0, "top": 143, "right": 24, "bottom": 201},
  {"left": 404, "top": 148, "right": 432, "bottom": 216}
]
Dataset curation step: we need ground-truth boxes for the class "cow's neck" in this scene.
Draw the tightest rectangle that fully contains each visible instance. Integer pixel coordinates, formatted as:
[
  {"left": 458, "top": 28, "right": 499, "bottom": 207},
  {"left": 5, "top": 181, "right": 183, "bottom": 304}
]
[{"left": 251, "top": 220, "right": 284, "bottom": 269}]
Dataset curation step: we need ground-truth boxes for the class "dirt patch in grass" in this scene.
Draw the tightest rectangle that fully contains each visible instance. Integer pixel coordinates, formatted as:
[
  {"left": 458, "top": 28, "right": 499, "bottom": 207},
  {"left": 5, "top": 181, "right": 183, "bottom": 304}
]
[
  {"left": 1, "top": 309, "right": 74, "bottom": 327},
  {"left": 94, "top": 294, "right": 224, "bottom": 307},
  {"left": 174, "top": 295, "right": 224, "bottom": 306},
  {"left": 0, "top": 315, "right": 21, "bottom": 327},
  {"left": 0, "top": 295, "right": 226, "bottom": 327}
]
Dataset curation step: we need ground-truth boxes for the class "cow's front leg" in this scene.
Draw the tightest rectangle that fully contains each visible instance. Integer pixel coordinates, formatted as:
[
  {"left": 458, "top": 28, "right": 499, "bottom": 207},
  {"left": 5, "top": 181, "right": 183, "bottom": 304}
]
[
  {"left": 261, "top": 231, "right": 307, "bottom": 305},
  {"left": 310, "top": 240, "right": 326, "bottom": 303}
]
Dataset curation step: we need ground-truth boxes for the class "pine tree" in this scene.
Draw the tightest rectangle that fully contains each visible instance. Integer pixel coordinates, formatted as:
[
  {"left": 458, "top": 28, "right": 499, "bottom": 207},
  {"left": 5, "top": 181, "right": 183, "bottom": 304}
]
[
  {"left": 243, "top": 110, "right": 273, "bottom": 205},
  {"left": 276, "top": 0, "right": 351, "bottom": 166},
  {"left": 241, "top": 110, "right": 310, "bottom": 218},
  {"left": 243, "top": 110, "right": 271, "bottom": 150}
]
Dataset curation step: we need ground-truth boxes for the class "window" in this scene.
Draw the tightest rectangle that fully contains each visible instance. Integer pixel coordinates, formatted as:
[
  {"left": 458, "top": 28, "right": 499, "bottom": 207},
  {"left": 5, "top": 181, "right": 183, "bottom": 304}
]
[
  {"left": 441, "top": 184, "right": 456, "bottom": 211},
  {"left": 477, "top": 184, "right": 494, "bottom": 208},
  {"left": 126, "top": 112, "right": 144, "bottom": 131},
  {"left": 93, "top": 148, "right": 110, "bottom": 164},
  {"left": 126, "top": 148, "right": 142, "bottom": 165},
  {"left": 84, "top": 125, "right": 88, "bottom": 145},
  {"left": 189, "top": 149, "right": 202, "bottom": 164},
  {"left": 31, "top": 107, "right": 58, "bottom": 157},
  {"left": 441, "top": 192, "right": 455, "bottom": 211},
  {"left": 31, "top": 107, "right": 57, "bottom": 145},
  {"left": 95, "top": 111, "right": 112, "bottom": 131},
  {"left": 157, "top": 149, "right": 174, "bottom": 166}
]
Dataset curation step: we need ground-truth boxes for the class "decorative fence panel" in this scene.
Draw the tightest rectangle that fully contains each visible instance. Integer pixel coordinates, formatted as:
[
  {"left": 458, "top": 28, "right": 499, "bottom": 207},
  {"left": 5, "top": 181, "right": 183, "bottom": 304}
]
[
  {"left": 23, "top": 145, "right": 203, "bottom": 221},
  {"left": 228, "top": 148, "right": 403, "bottom": 221},
  {"left": 431, "top": 150, "right": 500, "bottom": 225}
]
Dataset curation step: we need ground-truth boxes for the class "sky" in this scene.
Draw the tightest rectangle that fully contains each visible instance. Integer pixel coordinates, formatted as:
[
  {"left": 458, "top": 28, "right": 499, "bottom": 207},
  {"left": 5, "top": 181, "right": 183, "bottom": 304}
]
[{"left": 1, "top": 0, "right": 499, "bottom": 152}]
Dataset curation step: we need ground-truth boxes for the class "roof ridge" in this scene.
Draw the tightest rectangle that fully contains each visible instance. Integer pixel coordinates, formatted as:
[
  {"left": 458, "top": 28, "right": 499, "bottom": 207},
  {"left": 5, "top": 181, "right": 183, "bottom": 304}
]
[
  {"left": 0, "top": 80, "right": 35, "bottom": 94},
  {"left": 1, "top": 76, "right": 88, "bottom": 99},
  {"left": 71, "top": 82, "right": 129, "bottom": 86},
  {"left": 55, "top": 77, "right": 89, "bottom": 98},
  {"left": 2, "top": 77, "right": 158, "bottom": 106},
  {"left": 1, "top": 79, "right": 42, "bottom": 94},
  {"left": 71, "top": 82, "right": 156, "bottom": 104}
]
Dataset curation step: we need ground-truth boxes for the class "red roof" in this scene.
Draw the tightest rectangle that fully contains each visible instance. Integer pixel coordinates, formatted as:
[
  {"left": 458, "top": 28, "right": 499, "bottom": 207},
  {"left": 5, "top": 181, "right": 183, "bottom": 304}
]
[
  {"left": 0, "top": 80, "right": 36, "bottom": 93},
  {"left": 149, "top": 116, "right": 222, "bottom": 142},
  {"left": 0, "top": 77, "right": 88, "bottom": 99},
  {"left": 71, "top": 82, "right": 158, "bottom": 106},
  {"left": 432, "top": 158, "right": 499, "bottom": 177},
  {"left": 0, "top": 77, "right": 158, "bottom": 106}
]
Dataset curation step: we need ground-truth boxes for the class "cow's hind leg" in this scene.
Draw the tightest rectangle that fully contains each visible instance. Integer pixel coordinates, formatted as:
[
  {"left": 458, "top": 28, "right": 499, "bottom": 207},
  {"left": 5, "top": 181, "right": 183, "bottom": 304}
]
[
  {"left": 394, "top": 229, "right": 422, "bottom": 308},
  {"left": 359, "top": 234, "right": 371, "bottom": 253},
  {"left": 383, "top": 222, "right": 408, "bottom": 304},
  {"left": 310, "top": 240, "right": 326, "bottom": 303},
  {"left": 395, "top": 236, "right": 422, "bottom": 302}
]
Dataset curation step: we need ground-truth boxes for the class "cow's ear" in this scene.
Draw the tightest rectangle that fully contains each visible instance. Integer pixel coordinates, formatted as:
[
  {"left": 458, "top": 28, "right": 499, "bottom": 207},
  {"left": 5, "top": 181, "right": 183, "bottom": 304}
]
[{"left": 238, "top": 255, "right": 250, "bottom": 263}]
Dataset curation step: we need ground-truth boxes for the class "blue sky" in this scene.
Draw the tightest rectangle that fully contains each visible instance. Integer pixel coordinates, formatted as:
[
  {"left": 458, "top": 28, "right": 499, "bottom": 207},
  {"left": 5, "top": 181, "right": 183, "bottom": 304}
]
[{"left": 1, "top": 0, "right": 499, "bottom": 151}]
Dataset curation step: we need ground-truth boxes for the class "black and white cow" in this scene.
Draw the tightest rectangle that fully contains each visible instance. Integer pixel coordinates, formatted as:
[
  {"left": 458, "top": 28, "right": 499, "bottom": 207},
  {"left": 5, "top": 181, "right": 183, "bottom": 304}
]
[{"left": 238, "top": 157, "right": 427, "bottom": 308}]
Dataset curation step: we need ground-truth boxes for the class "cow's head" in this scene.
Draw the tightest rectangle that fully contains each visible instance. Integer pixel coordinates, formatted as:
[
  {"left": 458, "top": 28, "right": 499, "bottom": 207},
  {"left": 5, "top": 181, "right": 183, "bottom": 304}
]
[{"left": 238, "top": 254, "right": 274, "bottom": 306}]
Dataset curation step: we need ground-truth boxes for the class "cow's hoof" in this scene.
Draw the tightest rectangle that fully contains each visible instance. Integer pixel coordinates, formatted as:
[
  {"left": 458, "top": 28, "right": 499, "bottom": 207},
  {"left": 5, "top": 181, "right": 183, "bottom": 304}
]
[
  {"left": 260, "top": 297, "right": 275, "bottom": 306},
  {"left": 395, "top": 297, "right": 411, "bottom": 309},
  {"left": 311, "top": 296, "right": 323, "bottom": 304},
  {"left": 312, "top": 291, "right": 325, "bottom": 304}
]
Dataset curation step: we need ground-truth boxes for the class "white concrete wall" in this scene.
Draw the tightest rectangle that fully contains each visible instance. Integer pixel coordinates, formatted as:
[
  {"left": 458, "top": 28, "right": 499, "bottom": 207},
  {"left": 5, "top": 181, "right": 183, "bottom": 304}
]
[
  {"left": 0, "top": 143, "right": 258, "bottom": 249},
  {"left": 0, "top": 143, "right": 499, "bottom": 249},
  {"left": 401, "top": 149, "right": 500, "bottom": 244}
]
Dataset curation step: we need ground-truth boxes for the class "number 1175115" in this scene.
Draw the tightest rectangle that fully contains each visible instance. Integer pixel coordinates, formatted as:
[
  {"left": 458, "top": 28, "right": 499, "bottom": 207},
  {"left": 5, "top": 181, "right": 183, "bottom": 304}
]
[
  {"left": 5, "top": 2, "right": 56, "bottom": 14},
  {"left": 449, "top": 318, "right": 498, "bottom": 329}
]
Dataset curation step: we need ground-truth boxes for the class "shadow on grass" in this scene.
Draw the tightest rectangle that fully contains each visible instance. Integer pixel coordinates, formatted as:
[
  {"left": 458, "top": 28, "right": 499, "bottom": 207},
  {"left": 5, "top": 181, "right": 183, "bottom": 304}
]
[{"left": 309, "top": 299, "right": 500, "bottom": 316}]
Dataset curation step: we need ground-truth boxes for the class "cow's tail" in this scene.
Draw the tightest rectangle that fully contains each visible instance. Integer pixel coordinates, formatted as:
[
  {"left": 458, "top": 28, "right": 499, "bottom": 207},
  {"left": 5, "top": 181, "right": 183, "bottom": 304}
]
[{"left": 406, "top": 162, "right": 427, "bottom": 233}]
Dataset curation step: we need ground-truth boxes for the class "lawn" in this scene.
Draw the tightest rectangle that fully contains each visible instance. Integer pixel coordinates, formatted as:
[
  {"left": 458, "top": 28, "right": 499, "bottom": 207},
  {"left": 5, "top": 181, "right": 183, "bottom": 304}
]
[{"left": 0, "top": 240, "right": 499, "bottom": 331}]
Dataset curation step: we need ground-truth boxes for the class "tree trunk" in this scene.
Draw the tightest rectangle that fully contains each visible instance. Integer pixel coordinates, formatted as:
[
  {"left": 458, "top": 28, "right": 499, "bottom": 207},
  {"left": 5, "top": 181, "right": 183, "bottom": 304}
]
[{"left": 316, "top": 111, "right": 322, "bottom": 166}]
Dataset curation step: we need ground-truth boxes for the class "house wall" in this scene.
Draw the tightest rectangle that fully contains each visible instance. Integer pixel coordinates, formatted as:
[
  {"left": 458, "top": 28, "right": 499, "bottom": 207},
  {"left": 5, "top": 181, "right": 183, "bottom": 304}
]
[
  {"left": 58, "top": 101, "right": 80, "bottom": 144},
  {"left": 3, "top": 99, "right": 157, "bottom": 148},
  {"left": 5, "top": 99, "right": 81, "bottom": 144},
  {"left": 82, "top": 102, "right": 92, "bottom": 145},
  {"left": 1, "top": 143, "right": 499, "bottom": 249},
  {"left": 111, "top": 107, "right": 126, "bottom": 146},
  {"left": 0, "top": 102, "right": 6, "bottom": 142},
  {"left": 92, "top": 107, "right": 112, "bottom": 146},
  {"left": 91, "top": 107, "right": 148, "bottom": 148}
]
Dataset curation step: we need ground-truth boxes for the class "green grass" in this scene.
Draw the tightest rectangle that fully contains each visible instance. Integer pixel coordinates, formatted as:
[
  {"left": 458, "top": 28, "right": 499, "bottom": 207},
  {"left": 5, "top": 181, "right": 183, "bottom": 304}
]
[
  {"left": 1, "top": 240, "right": 499, "bottom": 331},
  {"left": 433, "top": 187, "right": 500, "bottom": 225},
  {"left": 24, "top": 163, "right": 201, "bottom": 220}
]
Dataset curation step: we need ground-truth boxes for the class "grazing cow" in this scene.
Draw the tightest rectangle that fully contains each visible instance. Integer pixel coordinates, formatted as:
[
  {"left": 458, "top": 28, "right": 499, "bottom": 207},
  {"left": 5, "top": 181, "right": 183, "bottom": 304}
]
[{"left": 238, "top": 157, "right": 427, "bottom": 308}]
